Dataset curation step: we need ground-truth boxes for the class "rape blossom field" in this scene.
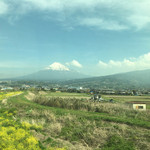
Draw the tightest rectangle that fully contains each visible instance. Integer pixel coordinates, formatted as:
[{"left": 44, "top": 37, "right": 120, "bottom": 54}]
[
  {"left": 0, "top": 112, "right": 65, "bottom": 150},
  {"left": 0, "top": 92, "right": 66, "bottom": 150},
  {"left": 0, "top": 110, "right": 42, "bottom": 150},
  {"left": 0, "top": 91, "right": 23, "bottom": 101}
]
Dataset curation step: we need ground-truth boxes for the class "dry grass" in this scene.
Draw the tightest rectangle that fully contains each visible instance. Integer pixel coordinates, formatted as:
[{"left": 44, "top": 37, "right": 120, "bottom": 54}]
[
  {"left": 14, "top": 106, "right": 150, "bottom": 150},
  {"left": 47, "top": 123, "right": 62, "bottom": 136},
  {"left": 39, "top": 91, "right": 47, "bottom": 95},
  {"left": 33, "top": 96, "right": 150, "bottom": 122},
  {"left": 1, "top": 99, "right": 7, "bottom": 105},
  {"left": 25, "top": 91, "right": 36, "bottom": 100}
]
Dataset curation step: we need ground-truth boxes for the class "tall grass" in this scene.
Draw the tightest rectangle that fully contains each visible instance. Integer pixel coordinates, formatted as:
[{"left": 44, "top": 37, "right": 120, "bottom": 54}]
[{"left": 33, "top": 96, "right": 150, "bottom": 122}]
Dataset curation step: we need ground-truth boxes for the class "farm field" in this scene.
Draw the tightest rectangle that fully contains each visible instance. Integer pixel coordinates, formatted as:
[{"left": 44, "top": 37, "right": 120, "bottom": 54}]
[
  {"left": 45, "top": 92, "right": 90, "bottom": 99},
  {"left": 0, "top": 91, "right": 150, "bottom": 150},
  {"left": 103, "top": 95, "right": 150, "bottom": 109}
]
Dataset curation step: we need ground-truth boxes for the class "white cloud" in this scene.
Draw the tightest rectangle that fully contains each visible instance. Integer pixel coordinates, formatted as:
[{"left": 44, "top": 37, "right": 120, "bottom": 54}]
[
  {"left": 0, "top": 1, "right": 8, "bottom": 15},
  {"left": 79, "top": 17, "right": 128, "bottom": 31},
  {"left": 24, "top": 0, "right": 64, "bottom": 11},
  {"left": 98, "top": 52, "right": 150, "bottom": 74},
  {"left": 127, "top": 15, "right": 150, "bottom": 30},
  {"left": 1, "top": 0, "right": 150, "bottom": 31},
  {"left": 66, "top": 60, "right": 82, "bottom": 68},
  {"left": 98, "top": 61, "right": 107, "bottom": 68}
]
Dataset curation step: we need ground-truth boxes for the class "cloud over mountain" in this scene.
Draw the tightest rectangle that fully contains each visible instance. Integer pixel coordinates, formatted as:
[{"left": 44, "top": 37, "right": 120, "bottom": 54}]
[
  {"left": 17, "top": 62, "right": 88, "bottom": 81},
  {"left": 66, "top": 60, "right": 82, "bottom": 68},
  {"left": 98, "top": 52, "right": 150, "bottom": 74}
]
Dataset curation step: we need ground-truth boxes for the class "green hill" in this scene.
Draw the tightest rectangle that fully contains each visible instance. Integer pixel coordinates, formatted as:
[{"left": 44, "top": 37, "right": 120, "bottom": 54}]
[{"left": 62, "top": 69, "right": 150, "bottom": 89}]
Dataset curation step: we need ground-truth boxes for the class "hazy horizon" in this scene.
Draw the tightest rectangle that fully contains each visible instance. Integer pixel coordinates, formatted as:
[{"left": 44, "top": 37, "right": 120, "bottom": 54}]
[{"left": 0, "top": 0, "right": 150, "bottom": 78}]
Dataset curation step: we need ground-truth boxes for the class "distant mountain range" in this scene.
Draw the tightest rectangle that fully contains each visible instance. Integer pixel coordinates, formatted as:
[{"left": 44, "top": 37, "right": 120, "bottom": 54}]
[
  {"left": 3, "top": 62, "right": 150, "bottom": 89},
  {"left": 62, "top": 69, "right": 150, "bottom": 90}
]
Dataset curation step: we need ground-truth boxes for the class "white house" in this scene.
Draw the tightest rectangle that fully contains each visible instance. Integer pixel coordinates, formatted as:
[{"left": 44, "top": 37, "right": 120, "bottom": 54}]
[{"left": 133, "top": 103, "right": 146, "bottom": 110}]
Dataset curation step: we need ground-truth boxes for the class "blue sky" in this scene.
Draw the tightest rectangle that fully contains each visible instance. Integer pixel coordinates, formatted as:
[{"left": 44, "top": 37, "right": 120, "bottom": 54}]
[{"left": 0, "top": 0, "right": 150, "bottom": 78}]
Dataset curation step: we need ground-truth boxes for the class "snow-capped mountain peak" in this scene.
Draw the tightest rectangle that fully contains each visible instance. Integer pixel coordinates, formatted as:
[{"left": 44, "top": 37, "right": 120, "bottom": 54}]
[{"left": 46, "top": 62, "right": 70, "bottom": 71}]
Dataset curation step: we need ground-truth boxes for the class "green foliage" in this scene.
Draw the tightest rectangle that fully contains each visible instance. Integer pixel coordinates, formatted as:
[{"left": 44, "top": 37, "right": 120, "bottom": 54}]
[
  {"left": 60, "top": 122, "right": 85, "bottom": 141},
  {"left": 43, "top": 137, "right": 59, "bottom": 147},
  {"left": 102, "top": 135, "right": 135, "bottom": 150}
]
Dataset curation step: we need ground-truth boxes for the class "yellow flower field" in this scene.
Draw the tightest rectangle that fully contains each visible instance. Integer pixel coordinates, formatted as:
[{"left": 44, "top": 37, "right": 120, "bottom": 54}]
[
  {"left": 0, "top": 91, "right": 23, "bottom": 101},
  {"left": 0, "top": 111, "right": 66, "bottom": 150},
  {"left": 0, "top": 111, "right": 41, "bottom": 150},
  {"left": 0, "top": 93, "right": 66, "bottom": 150}
]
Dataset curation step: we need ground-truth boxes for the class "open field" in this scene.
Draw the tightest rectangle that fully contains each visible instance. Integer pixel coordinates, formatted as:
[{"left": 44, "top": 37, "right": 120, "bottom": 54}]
[
  {"left": 103, "top": 95, "right": 150, "bottom": 102},
  {"left": 103, "top": 95, "right": 150, "bottom": 109},
  {"left": 44, "top": 92, "right": 150, "bottom": 109},
  {"left": 0, "top": 91, "right": 150, "bottom": 149}
]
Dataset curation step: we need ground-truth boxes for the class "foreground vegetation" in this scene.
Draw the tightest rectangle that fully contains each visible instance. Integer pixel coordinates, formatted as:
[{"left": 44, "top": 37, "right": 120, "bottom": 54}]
[
  {"left": 0, "top": 108, "right": 41, "bottom": 150},
  {"left": 0, "top": 91, "right": 150, "bottom": 149},
  {"left": 0, "top": 91, "right": 65, "bottom": 150}
]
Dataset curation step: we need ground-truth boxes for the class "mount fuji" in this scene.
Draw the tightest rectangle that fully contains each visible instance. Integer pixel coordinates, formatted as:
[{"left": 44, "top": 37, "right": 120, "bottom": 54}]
[{"left": 17, "top": 62, "right": 89, "bottom": 81}]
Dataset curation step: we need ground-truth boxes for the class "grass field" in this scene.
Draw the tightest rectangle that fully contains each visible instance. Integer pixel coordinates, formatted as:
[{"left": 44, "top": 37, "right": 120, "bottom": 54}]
[
  {"left": 0, "top": 91, "right": 150, "bottom": 150},
  {"left": 103, "top": 95, "right": 150, "bottom": 102},
  {"left": 45, "top": 92, "right": 90, "bottom": 99}
]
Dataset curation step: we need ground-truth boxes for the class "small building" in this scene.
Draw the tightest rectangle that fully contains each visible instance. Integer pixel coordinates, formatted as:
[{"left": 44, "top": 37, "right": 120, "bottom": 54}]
[
  {"left": 127, "top": 101, "right": 146, "bottom": 111},
  {"left": 133, "top": 103, "right": 146, "bottom": 110}
]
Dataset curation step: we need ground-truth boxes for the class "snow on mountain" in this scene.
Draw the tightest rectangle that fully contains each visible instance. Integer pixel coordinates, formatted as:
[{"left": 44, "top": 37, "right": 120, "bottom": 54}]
[{"left": 45, "top": 62, "right": 70, "bottom": 71}]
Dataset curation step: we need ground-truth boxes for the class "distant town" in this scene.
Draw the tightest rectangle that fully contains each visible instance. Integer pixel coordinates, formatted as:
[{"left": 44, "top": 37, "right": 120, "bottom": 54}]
[{"left": 1, "top": 80, "right": 150, "bottom": 96}]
